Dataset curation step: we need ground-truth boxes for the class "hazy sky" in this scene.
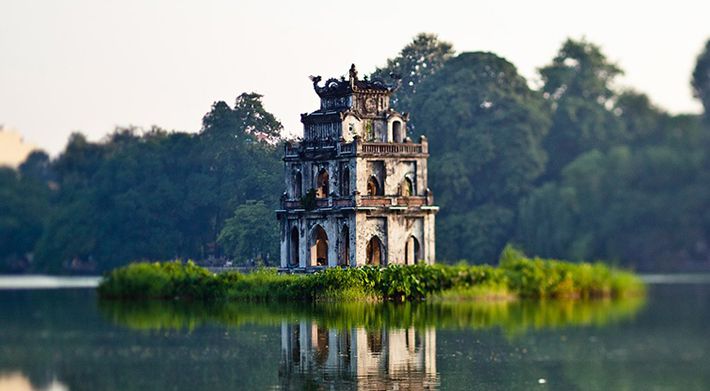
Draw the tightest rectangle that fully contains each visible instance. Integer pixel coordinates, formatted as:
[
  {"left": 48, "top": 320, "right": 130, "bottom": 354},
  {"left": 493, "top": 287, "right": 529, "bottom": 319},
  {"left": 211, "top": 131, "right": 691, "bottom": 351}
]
[{"left": 1, "top": 0, "right": 708, "bottom": 155}]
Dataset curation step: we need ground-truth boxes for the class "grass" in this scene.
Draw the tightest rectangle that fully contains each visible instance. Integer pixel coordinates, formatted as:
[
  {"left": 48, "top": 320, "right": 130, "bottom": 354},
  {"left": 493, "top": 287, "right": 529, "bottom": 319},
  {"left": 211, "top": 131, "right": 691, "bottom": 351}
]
[{"left": 98, "top": 246, "right": 645, "bottom": 302}]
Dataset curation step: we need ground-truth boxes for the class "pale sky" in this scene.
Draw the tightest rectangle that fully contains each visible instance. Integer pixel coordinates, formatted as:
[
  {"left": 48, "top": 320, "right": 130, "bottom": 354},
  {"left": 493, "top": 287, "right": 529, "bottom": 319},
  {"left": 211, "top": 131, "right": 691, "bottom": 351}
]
[{"left": 1, "top": 0, "right": 708, "bottom": 155}]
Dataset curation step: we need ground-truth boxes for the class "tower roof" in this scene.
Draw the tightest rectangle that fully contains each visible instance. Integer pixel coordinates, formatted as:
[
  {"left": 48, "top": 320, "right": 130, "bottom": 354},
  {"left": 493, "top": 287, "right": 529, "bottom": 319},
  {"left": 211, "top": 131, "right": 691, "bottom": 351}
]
[{"left": 310, "top": 64, "right": 400, "bottom": 99}]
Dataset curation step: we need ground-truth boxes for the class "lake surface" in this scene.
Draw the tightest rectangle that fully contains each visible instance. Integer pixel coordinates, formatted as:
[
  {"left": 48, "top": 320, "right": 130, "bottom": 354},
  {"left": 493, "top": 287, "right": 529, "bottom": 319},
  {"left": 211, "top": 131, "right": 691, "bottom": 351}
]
[{"left": 0, "top": 277, "right": 708, "bottom": 390}]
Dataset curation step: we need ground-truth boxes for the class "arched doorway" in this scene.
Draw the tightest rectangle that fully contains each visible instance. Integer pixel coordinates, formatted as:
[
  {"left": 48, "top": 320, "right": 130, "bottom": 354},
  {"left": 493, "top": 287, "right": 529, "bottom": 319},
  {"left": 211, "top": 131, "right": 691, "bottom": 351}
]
[
  {"left": 366, "top": 236, "right": 383, "bottom": 266},
  {"left": 310, "top": 225, "right": 328, "bottom": 266},
  {"left": 293, "top": 172, "right": 302, "bottom": 198},
  {"left": 316, "top": 169, "right": 329, "bottom": 198},
  {"left": 289, "top": 227, "right": 299, "bottom": 267},
  {"left": 367, "top": 176, "right": 381, "bottom": 196},
  {"left": 405, "top": 236, "right": 420, "bottom": 265},
  {"left": 401, "top": 177, "right": 413, "bottom": 196},
  {"left": 392, "top": 120, "right": 402, "bottom": 143},
  {"left": 339, "top": 225, "right": 350, "bottom": 266},
  {"left": 340, "top": 167, "right": 350, "bottom": 196}
]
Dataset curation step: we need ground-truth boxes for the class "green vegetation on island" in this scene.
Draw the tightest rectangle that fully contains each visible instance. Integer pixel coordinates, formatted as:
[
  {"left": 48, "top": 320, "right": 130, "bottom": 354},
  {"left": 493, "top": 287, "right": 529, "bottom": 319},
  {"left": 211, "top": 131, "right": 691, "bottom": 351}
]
[{"left": 98, "top": 247, "right": 644, "bottom": 302}]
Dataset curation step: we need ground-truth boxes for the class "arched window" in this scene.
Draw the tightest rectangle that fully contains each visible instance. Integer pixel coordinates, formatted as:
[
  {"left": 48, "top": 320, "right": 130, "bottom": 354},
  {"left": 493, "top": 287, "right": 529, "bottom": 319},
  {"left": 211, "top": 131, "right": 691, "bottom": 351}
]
[
  {"left": 310, "top": 225, "right": 328, "bottom": 266},
  {"left": 392, "top": 120, "right": 403, "bottom": 143},
  {"left": 405, "top": 236, "right": 420, "bottom": 265},
  {"left": 316, "top": 169, "right": 329, "bottom": 198},
  {"left": 366, "top": 236, "right": 384, "bottom": 266},
  {"left": 340, "top": 167, "right": 350, "bottom": 196},
  {"left": 367, "top": 176, "right": 381, "bottom": 196},
  {"left": 400, "top": 177, "right": 414, "bottom": 196},
  {"left": 293, "top": 172, "right": 302, "bottom": 198},
  {"left": 339, "top": 225, "right": 350, "bottom": 266},
  {"left": 290, "top": 227, "right": 300, "bottom": 267}
]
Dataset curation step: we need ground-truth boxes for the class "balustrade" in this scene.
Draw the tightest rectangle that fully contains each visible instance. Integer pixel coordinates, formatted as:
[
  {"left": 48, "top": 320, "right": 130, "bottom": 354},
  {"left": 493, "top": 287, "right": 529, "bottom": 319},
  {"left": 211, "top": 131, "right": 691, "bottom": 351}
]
[
  {"left": 283, "top": 196, "right": 427, "bottom": 210},
  {"left": 361, "top": 143, "right": 423, "bottom": 154},
  {"left": 285, "top": 140, "right": 423, "bottom": 157}
]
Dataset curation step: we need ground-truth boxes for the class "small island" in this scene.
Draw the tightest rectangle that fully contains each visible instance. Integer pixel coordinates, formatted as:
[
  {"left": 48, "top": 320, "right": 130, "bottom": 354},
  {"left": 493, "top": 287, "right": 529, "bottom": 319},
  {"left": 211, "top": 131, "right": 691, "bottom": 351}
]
[
  {"left": 98, "top": 246, "right": 644, "bottom": 302},
  {"left": 98, "top": 67, "right": 644, "bottom": 304}
]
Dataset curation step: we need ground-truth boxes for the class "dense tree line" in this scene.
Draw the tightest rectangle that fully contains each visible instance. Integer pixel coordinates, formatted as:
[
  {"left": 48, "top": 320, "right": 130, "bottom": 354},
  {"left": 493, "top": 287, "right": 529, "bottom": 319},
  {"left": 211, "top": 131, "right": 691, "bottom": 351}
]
[
  {"left": 1, "top": 34, "right": 709, "bottom": 272},
  {"left": 1, "top": 93, "right": 281, "bottom": 272},
  {"left": 376, "top": 35, "right": 710, "bottom": 270}
]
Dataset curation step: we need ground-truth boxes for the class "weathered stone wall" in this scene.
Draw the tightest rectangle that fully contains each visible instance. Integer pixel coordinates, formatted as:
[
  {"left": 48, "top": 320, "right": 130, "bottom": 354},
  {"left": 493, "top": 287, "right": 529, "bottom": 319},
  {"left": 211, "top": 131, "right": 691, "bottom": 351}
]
[
  {"left": 386, "top": 215, "right": 423, "bottom": 265},
  {"left": 281, "top": 214, "right": 356, "bottom": 267},
  {"left": 285, "top": 157, "right": 357, "bottom": 200},
  {"left": 354, "top": 215, "right": 387, "bottom": 266},
  {"left": 423, "top": 213, "right": 436, "bottom": 262},
  {"left": 341, "top": 114, "right": 361, "bottom": 142},
  {"left": 356, "top": 157, "right": 426, "bottom": 197}
]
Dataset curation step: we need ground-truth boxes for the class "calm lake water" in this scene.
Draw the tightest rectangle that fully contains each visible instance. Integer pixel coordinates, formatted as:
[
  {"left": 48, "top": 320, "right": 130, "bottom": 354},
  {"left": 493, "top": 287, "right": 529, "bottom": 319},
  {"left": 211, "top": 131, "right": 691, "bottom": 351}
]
[{"left": 0, "top": 277, "right": 708, "bottom": 390}]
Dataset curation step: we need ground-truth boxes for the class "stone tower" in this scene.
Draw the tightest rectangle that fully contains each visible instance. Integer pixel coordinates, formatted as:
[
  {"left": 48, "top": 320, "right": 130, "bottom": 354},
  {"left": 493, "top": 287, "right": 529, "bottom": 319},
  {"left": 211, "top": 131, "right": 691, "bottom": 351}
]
[{"left": 277, "top": 65, "right": 438, "bottom": 269}]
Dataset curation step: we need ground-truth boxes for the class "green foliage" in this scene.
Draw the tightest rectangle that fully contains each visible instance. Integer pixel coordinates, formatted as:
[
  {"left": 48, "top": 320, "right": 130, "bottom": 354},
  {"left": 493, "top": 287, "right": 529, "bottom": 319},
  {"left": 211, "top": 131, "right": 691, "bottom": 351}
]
[
  {"left": 692, "top": 39, "right": 710, "bottom": 120},
  {"left": 0, "top": 168, "right": 51, "bottom": 272},
  {"left": 217, "top": 200, "right": 278, "bottom": 265},
  {"left": 98, "top": 249, "right": 644, "bottom": 303},
  {"left": 539, "top": 38, "right": 625, "bottom": 178},
  {"left": 371, "top": 33, "right": 454, "bottom": 114},
  {"left": 411, "top": 51, "right": 551, "bottom": 262},
  {"left": 28, "top": 93, "right": 283, "bottom": 273},
  {"left": 516, "top": 136, "right": 710, "bottom": 270},
  {"left": 98, "top": 260, "right": 221, "bottom": 300}
]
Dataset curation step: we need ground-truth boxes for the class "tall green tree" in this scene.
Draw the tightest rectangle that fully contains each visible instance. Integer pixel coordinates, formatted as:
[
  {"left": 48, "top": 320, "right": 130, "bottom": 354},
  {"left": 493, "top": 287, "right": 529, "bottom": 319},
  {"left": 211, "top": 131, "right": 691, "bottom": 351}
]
[
  {"left": 217, "top": 200, "right": 278, "bottom": 265},
  {"left": 198, "top": 93, "right": 283, "bottom": 241},
  {"left": 412, "top": 52, "right": 551, "bottom": 262},
  {"left": 371, "top": 33, "right": 454, "bottom": 116},
  {"left": 539, "top": 38, "right": 625, "bottom": 178}
]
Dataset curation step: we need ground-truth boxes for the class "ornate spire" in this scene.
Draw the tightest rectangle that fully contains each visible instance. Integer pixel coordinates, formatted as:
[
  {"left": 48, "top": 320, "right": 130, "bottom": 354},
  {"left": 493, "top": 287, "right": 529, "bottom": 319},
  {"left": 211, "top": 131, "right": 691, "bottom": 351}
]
[
  {"left": 349, "top": 64, "right": 358, "bottom": 81},
  {"left": 349, "top": 64, "right": 358, "bottom": 88},
  {"left": 311, "top": 64, "right": 395, "bottom": 98}
]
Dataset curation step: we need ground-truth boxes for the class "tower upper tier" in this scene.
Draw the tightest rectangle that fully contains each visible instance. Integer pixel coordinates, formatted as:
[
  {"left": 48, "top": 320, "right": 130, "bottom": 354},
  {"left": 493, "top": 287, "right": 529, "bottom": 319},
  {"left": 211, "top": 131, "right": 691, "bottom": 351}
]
[{"left": 301, "top": 64, "right": 409, "bottom": 143}]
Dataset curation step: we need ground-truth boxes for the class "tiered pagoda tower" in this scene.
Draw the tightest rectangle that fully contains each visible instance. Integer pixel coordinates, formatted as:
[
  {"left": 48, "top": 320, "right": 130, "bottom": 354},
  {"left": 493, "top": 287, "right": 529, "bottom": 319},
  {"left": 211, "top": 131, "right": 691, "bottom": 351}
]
[{"left": 277, "top": 65, "right": 438, "bottom": 269}]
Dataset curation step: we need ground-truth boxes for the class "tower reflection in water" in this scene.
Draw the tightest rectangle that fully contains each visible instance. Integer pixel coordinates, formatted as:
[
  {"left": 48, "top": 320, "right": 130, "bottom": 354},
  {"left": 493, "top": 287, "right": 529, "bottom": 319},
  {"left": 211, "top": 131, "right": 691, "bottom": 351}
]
[{"left": 280, "top": 321, "right": 438, "bottom": 389}]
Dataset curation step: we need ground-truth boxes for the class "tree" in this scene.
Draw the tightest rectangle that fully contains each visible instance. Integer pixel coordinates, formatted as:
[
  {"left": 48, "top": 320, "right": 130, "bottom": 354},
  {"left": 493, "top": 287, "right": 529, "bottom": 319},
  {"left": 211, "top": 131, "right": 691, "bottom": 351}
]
[
  {"left": 217, "top": 200, "right": 278, "bottom": 265},
  {"left": 411, "top": 52, "right": 551, "bottom": 262},
  {"left": 371, "top": 33, "right": 454, "bottom": 116},
  {"left": 19, "top": 150, "right": 54, "bottom": 183},
  {"left": 198, "top": 93, "right": 283, "bottom": 245},
  {"left": 33, "top": 92, "right": 285, "bottom": 272},
  {"left": 0, "top": 168, "right": 50, "bottom": 272},
  {"left": 692, "top": 38, "right": 710, "bottom": 121},
  {"left": 516, "top": 140, "right": 710, "bottom": 270},
  {"left": 539, "top": 38, "right": 625, "bottom": 178},
  {"left": 614, "top": 90, "right": 665, "bottom": 146}
]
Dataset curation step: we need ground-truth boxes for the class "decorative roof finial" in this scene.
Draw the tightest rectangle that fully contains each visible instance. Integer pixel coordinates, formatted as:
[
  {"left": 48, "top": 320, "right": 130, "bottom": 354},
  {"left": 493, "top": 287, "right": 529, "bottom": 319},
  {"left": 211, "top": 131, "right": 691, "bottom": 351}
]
[{"left": 349, "top": 64, "right": 358, "bottom": 81}]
